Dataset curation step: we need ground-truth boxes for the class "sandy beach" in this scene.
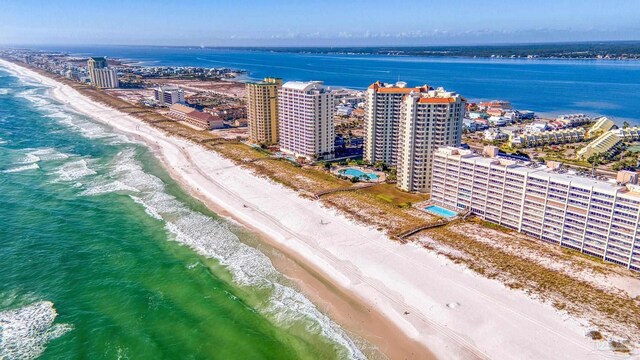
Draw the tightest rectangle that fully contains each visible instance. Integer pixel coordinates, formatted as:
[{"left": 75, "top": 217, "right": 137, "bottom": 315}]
[{"left": 1, "top": 59, "right": 611, "bottom": 359}]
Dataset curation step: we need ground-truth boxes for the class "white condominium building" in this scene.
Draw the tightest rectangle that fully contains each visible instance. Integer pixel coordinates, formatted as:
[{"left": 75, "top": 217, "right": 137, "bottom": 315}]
[
  {"left": 364, "top": 81, "right": 430, "bottom": 166},
  {"left": 154, "top": 85, "right": 185, "bottom": 107},
  {"left": 90, "top": 68, "right": 118, "bottom": 88},
  {"left": 278, "top": 81, "right": 334, "bottom": 161},
  {"left": 87, "top": 57, "right": 118, "bottom": 88},
  {"left": 396, "top": 88, "right": 465, "bottom": 192},
  {"left": 431, "top": 146, "right": 640, "bottom": 271}
]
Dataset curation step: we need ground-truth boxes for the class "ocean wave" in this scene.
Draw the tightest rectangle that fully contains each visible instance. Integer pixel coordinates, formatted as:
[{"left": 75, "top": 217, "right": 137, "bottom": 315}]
[
  {"left": 0, "top": 301, "right": 72, "bottom": 360},
  {"left": 15, "top": 88, "right": 132, "bottom": 146},
  {"left": 80, "top": 180, "right": 139, "bottom": 196},
  {"left": 17, "top": 153, "right": 40, "bottom": 164},
  {"left": 0, "top": 88, "right": 9, "bottom": 95},
  {"left": 17, "top": 88, "right": 52, "bottom": 108},
  {"left": 45, "top": 111, "right": 133, "bottom": 145},
  {"left": 53, "top": 159, "right": 97, "bottom": 182},
  {"left": 46, "top": 111, "right": 112, "bottom": 140},
  {"left": 2, "top": 163, "right": 40, "bottom": 173},
  {"left": 15, "top": 87, "right": 113, "bottom": 143},
  {"left": 18, "top": 148, "right": 71, "bottom": 164},
  {"left": 84, "top": 148, "right": 365, "bottom": 359}
]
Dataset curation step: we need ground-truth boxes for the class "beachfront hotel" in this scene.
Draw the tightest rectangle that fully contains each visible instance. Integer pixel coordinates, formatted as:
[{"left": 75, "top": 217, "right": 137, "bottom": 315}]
[
  {"left": 87, "top": 57, "right": 118, "bottom": 88},
  {"left": 364, "top": 81, "right": 430, "bottom": 166},
  {"left": 430, "top": 146, "right": 640, "bottom": 271},
  {"left": 246, "top": 77, "right": 282, "bottom": 145},
  {"left": 278, "top": 81, "right": 334, "bottom": 161},
  {"left": 154, "top": 85, "right": 185, "bottom": 107},
  {"left": 396, "top": 88, "right": 465, "bottom": 192}
]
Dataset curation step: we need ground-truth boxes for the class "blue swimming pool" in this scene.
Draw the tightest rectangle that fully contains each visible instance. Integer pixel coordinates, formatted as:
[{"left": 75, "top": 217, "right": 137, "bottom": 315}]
[
  {"left": 424, "top": 205, "right": 458, "bottom": 218},
  {"left": 338, "top": 168, "right": 379, "bottom": 181}
]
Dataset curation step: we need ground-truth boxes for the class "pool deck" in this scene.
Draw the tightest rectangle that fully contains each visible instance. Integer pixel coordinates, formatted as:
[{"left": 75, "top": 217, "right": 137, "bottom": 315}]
[
  {"left": 331, "top": 166, "right": 386, "bottom": 183},
  {"left": 415, "top": 201, "right": 465, "bottom": 219}
]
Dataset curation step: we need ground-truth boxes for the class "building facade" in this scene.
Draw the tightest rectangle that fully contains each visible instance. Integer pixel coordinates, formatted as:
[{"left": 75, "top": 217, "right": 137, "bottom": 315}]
[
  {"left": 364, "top": 81, "right": 430, "bottom": 166},
  {"left": 87, "top": 57, "right": 118, "bottom": 88},
  {"left": 246, "top": 77, "right": 282, "bottom": 145},
  {"left": 154, "top": 85, "right": 185, "bottom": 106},
  {"left": 577, "top": 126, "right": 640, "bottom": 160},
  {"left": 509, "top": 128, "right": 586, "bottom": 148},
  {"left": 168, "top": 103, "right": 223, "bottom": 130},
  {"left": 430, "top": 146, "right": 640, "bottom": 271},
  {"left": 396, "top": 88, "right": 465, "bottom": 192},
  {"left": 278, "top": 81, "right": 334, "bottom": 161}
]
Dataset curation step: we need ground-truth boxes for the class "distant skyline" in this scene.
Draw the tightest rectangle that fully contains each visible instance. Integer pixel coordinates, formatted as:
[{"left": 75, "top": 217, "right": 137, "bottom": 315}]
[{"left": 1, "top": 0, "right": 640, "bottom": 47}]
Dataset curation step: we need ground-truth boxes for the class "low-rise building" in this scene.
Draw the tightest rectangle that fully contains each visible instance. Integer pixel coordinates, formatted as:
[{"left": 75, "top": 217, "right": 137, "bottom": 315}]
[
  {"left": 488, "top": 116, "right": 509, "bottom": 126},
  {"left": 478, "top": 100, "right": 512, "bottom": 111},
  {"left": 556, "top": 114, "right": 591, "bottom": 127},
  {"left": 525, "top": 121, "right": 549, "bottom": 133},
  {"left": 577, "top": 126, "right": 640, "bottom": 160},
  {"left": 336, "top": 104, "right": 354, "bottom": 116},
  {"left": 169, "top": 103, "right": 224, "bottom": 130},
  {"left": 484, "top": 129, "right": 508, "bottom": 142},
  {"left": 430, "top": 146, "right": 640, "bottom": 271},
  {"left": 588, "top": 116, "right": 617, "bottom": 138},
  {"left": 510, "top": 128, "right": 586, "bottom": 148}
]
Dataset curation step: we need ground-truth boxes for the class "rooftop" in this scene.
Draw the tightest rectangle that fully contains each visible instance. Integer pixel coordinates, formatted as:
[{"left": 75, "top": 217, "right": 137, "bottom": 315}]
[
  {"left": 282, "top": 80, "right": 325, "bottom": 92},
  {"left": 436, "top": 146, "right": 640, "bottom": 196}
]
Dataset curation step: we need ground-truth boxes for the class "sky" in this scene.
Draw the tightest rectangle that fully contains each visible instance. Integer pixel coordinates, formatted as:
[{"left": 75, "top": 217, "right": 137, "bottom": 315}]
[{"left": 1, "top": 0, "right": 640, "bottom": 46}]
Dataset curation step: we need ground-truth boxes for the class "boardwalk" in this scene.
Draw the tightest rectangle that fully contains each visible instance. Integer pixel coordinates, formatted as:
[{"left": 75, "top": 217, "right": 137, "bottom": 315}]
[{"left": 395, "top": 219, "right": 450, "bottom": 240}]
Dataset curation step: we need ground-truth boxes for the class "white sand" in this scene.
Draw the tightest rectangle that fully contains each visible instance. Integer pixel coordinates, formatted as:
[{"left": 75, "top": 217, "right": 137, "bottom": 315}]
[{"left": 1, "top": 59, "right": 613, "bottom": 359}]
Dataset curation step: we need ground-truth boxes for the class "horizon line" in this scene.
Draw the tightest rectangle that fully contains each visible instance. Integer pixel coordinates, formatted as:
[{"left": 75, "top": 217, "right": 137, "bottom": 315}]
[{"left": 3, "top": 39, "right": 640, "bottom": 49}]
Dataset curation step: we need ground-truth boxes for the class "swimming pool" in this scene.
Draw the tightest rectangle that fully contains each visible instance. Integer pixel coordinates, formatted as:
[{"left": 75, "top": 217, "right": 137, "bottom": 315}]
[
  {"left": 338, "top": 168, "right": 379, "bottom": 181},
  {"left": 424, "top": 205, "right": 458, "bottom": 218}
]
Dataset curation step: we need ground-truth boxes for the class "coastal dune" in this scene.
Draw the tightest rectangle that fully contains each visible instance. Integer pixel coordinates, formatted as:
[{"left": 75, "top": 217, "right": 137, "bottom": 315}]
[{"left": 1, "top": 59, "right": 605, "bottom": 359}]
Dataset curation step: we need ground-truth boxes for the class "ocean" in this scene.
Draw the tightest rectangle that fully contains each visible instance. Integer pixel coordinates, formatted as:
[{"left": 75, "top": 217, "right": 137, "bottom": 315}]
[
  {"left": 0, "top": 67, "right": 365, "bottom": 359},
  {"left": 38, "top": 45, "right": 640, "bottom": 124}
]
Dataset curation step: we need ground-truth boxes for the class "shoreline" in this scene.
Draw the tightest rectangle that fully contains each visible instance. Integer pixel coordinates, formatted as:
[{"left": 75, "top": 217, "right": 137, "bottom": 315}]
[
  {"left": 154, "top": 143, "right": 431, "bottom": 359},
  {"left": 0, "top": 60, "right": 432, "bottom": 359},
  {"left": 0, "top": 59, "right": 611, "bottom": 359}
]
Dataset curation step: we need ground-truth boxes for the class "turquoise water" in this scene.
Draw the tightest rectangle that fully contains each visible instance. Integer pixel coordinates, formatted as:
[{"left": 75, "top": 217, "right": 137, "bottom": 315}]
[
  {"left": 338, "top": 168, "right": 379, "bottom": 181},
  {"left": 0, "top": 68, "right": 365, "bottom": 359},
  {"left": 37, "top": 45, "right": 640, "bottom": 123},
  {"left": 424, "top": 205, "right": 457, "bottom": 218}
]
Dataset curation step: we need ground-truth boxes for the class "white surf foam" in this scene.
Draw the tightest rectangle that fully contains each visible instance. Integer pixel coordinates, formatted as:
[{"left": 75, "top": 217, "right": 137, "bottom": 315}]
[
  {"left": 84, "top": 149, "right": 365, "bottom": 359},
  {"left": 0, "top": 301, "right": 72, "bottom": 360},
  {"left": 16, "top": 89, "right": 134, "bottom": 146},
  {"left": 53, "top": 159, "right": 96, "bottom": 182},
  {"left": 18, "top": 148, "right": 71, "bottom": 164},
  {"left": 17, "top": 88, "right": 52, "bottom": 109},
  {"left": 2, "top": 163, "right": 40, "bottom": 173},
  {"left": 80, "top": 180, "right": 139, "bottom": 196},
  {"left": 28, "top": 148, "right": 71, "bottom": 161},
  {"left": 0, "top": 88, "right": 9, "bottom": 95},
  {"left": 17, "top": 153, "right": 40, "bottom": 164}
]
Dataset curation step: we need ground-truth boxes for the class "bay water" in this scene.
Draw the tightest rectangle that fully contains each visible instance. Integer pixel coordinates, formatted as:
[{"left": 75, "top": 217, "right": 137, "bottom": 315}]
[{"left": 38, "top": 45, "right": 640, "bottom": 124}]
